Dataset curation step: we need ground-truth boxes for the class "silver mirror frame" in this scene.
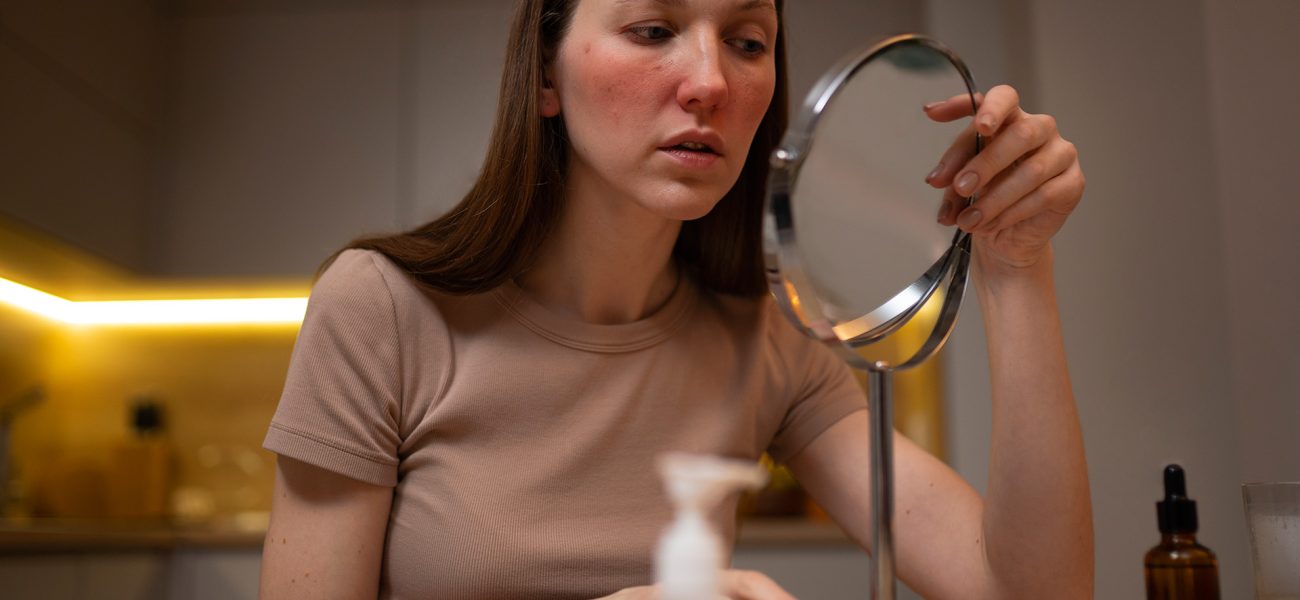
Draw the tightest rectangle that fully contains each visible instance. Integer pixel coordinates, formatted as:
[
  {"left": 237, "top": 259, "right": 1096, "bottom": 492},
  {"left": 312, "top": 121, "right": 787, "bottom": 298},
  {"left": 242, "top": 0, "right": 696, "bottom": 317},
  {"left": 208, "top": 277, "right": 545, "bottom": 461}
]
[
  {"left": 762, "top": 34, "right": 981, "bottom": 600},
  {"left": 765, "top": 33, "right": 980, "bottom": 372}
]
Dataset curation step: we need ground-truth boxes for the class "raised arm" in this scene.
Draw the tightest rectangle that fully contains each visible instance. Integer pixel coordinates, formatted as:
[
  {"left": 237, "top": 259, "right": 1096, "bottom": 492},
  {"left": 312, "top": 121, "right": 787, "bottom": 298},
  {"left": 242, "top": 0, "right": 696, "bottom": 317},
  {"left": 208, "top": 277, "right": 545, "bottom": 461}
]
[
  {"left": 259, "top": 456, "right": 394, "bottom": 599},
  {"left": 970, "top": 245, "right": 1092, "bottom": 596},
  {"left": 788, "top": 84, "right": 1092, "bottom": 598}
]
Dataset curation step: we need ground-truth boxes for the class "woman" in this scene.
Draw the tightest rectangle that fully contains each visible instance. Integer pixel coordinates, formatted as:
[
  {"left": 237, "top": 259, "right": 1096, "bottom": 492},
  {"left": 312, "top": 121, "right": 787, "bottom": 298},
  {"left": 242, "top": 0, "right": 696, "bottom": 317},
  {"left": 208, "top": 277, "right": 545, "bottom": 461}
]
[{"left": 259, "top": 0, "right": 1092, "bottom": 598}]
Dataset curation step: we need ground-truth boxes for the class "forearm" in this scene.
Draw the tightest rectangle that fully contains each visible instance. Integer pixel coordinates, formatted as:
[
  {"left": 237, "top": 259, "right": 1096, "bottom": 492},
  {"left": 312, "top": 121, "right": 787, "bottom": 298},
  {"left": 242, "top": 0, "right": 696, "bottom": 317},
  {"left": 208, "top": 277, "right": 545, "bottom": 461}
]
[{"left": 974, "top": 245, "right": 1093, "bottom": 596}]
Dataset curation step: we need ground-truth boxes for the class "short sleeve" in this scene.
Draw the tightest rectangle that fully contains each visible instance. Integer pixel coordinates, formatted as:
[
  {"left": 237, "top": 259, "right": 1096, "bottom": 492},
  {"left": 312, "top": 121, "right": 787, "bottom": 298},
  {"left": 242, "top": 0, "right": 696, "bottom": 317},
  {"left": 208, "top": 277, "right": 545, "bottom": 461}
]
[
  {"left": 765, "top": 309, "right": 867, "bottom": 464},
  {"left": 263, "top": 250, "right": 403, "bottom": 487}
]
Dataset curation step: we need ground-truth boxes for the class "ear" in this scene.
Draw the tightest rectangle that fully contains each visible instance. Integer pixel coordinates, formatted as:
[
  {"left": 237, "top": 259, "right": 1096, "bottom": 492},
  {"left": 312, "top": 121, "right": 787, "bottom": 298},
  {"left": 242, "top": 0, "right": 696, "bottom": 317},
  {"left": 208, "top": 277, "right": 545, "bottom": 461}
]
[{"left": 539, "top": 66, "right": 561, "bottom": 118}]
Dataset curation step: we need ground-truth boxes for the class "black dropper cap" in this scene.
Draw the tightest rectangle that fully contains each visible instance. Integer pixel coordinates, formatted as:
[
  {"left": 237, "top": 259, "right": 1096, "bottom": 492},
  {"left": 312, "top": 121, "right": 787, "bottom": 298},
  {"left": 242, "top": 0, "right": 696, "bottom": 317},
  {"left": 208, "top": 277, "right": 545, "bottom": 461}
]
[{"left": 1156, "top": 464, "right": 1198, "bottom": 534}]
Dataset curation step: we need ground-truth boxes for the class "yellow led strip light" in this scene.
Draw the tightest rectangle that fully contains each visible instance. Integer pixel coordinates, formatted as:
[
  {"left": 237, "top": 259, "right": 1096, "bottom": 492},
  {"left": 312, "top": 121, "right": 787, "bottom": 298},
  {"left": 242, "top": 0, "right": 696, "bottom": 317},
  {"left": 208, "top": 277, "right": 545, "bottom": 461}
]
[{"left": 0, "top": 276, "right": 307, "bottom": 326}]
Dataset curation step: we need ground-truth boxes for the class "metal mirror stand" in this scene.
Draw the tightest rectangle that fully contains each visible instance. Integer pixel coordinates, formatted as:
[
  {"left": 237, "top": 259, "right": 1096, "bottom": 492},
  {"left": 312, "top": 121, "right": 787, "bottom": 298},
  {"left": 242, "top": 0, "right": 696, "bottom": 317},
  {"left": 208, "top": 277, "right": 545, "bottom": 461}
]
[{"left": 763, "top": 34, "right": 980, "bottom": 600}]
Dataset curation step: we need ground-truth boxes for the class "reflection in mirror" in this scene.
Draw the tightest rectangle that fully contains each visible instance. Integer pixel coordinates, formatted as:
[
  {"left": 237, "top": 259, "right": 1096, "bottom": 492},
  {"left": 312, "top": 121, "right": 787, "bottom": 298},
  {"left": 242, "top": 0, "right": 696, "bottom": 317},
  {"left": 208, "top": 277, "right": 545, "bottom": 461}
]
[{"left": 791, "top": 43, "right": 970, "bottom": 333}]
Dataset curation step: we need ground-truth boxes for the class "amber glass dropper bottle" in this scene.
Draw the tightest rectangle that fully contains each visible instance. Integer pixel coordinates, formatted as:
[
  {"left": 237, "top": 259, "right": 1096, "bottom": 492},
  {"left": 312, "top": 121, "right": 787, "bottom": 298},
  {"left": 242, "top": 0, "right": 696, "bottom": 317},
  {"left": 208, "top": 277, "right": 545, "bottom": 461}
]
[{"left": 1145, "top": 464, "right": 1220, "bottom": 599}]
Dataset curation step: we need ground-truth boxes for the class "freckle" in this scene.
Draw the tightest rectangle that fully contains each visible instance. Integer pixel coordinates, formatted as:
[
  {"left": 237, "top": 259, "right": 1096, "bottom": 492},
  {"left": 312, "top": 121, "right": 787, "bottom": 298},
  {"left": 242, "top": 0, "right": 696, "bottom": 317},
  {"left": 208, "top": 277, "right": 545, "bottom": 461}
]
[
  {"left": 291, "top": 579, "right": 296, "bottom": 583},
  {"left": 584, "top": 43, "right": 591, "bottom": 55},
  {"left": 905, "top": 509, "right": 911, "bottom": 515},
  {"left": 305, "top": 572, "right": 310, "bottom": 578}
]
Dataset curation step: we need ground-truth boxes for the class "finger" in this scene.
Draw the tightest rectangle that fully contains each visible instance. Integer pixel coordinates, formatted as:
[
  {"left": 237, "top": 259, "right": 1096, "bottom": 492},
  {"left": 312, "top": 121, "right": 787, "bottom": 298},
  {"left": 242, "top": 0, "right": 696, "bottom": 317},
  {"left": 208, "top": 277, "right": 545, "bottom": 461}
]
[
  {"left": 978, "top": 162, "right": 1085, "bottom": 234},
  {"left": 592, "top": 585, "right": 656, "bottom": 599},
  {"left": 922, "top": 91, "right": 983, "bottom": 123},
  {"left": 937, "top": 186, "right": 966, "bottom": 226},
  {"left": 973, "top": 84, "right": 1021, "bottom": 137},
  {"left": 964, "top": 137, "right": 1077, "bottom": 232},
  {"left": 719, "top": 570, "right": 797, "bottom": 600},
  {"left": 950, "top": 112, "right": 1058, "bottom": 199},
  {"left": 925, "top": 120, "right": 979, "bottom": 189}
]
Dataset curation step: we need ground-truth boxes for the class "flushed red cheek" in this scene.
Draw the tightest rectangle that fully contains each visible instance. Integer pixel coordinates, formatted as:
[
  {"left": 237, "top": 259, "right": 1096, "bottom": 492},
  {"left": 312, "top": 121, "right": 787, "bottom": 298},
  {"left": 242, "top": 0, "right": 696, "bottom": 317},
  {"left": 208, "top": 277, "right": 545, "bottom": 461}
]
[{"left": 579, "top": 58, "right": 669, "bottom": 130}]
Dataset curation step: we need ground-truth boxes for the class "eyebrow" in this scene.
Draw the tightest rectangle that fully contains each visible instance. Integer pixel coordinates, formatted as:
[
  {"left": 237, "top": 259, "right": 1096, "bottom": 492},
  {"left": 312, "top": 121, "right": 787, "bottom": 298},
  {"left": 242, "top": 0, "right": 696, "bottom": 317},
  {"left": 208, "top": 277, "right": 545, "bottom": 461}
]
[{"left": 615, "top": 0, "right": 778, "bottom": 13}]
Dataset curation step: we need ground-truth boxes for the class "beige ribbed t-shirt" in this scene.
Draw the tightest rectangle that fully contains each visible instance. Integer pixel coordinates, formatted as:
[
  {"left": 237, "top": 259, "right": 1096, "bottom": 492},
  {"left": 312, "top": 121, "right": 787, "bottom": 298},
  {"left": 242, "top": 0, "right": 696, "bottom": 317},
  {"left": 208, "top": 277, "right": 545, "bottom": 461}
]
[{"left": 264, "top": 249, "right": 866, "bottom": 599}]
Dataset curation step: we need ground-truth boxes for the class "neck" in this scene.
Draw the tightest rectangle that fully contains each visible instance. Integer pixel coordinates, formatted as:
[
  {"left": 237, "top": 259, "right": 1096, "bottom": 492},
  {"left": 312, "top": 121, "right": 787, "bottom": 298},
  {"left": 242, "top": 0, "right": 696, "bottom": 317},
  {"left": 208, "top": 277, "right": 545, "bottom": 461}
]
[{"left": 515, "top": 166, "right": 682, "bottom": 325}]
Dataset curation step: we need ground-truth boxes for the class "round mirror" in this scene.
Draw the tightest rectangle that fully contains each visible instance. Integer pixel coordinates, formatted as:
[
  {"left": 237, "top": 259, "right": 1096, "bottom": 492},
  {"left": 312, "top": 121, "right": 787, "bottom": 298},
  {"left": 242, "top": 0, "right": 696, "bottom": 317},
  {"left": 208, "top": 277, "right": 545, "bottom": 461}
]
[
  {"left": 765, "top": 34, "right": 980, "bottom": 369},
  {"left": 762, "top": 35, "right": 981, "bottom": 599}
]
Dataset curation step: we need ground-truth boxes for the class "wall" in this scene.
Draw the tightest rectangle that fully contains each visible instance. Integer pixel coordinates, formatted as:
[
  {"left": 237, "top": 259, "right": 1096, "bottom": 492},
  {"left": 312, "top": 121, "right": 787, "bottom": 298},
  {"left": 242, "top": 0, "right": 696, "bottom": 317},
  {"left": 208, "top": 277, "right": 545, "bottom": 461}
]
[
  {"left": 153, "top": 1, "right": 407, "bottom": 277},
  {"left": 0, "top": 0, "right": 163, "bottom": 271},
  {"left": 1201, "top": 0, "right": 1300, "bottom": 487},
  {"left": 930, "top": 0, "right": 1300, "bottom": 596}
]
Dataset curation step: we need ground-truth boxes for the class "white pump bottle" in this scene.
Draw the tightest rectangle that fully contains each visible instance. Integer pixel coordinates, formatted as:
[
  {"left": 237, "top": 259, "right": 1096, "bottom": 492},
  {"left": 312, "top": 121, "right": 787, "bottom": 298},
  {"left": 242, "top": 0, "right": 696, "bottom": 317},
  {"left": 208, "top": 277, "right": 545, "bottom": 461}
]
[{"left": 654, "top": 452, "right": 769, "bottom": 600}]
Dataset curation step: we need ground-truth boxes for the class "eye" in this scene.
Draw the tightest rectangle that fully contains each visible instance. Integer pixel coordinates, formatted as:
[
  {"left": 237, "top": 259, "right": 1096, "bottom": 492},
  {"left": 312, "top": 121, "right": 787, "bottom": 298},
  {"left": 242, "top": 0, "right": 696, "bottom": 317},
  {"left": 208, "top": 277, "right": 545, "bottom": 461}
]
[
  {"left": 729, "top": 37, "right": 767, "bottom": 56},
  {"left": 626, "top": 25, "right": 674, "bottom": 43}
]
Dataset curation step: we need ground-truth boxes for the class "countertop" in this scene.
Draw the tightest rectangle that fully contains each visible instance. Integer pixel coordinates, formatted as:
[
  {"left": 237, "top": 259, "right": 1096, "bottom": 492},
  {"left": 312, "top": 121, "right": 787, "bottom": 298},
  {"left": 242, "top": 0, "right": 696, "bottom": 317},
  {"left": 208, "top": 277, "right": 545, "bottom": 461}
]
[{"left": 0, "top": 517, "right": 267, "bottom": 554}]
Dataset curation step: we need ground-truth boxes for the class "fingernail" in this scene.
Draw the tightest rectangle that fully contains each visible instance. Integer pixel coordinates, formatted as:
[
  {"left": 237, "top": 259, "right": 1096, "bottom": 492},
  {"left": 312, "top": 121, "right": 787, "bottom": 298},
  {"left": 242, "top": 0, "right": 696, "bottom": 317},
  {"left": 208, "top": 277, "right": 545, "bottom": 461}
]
[
  {"left": 937, "top": 202, "right": 949, "bottom": 223},
  {"left": 957, "top": 208, "right": 983, "bottom": 230},
  {"left": 955, "top": 171, "right": 978, "bottom": 195},
  {"left": 978, "top": 115, "right": 995, "bottom": 131},
  {"left": 923, "top": 101, "right": 941, "bottom": 111},
  {"left": 926, "top": 162, "right": 943, "bottom": 182}
]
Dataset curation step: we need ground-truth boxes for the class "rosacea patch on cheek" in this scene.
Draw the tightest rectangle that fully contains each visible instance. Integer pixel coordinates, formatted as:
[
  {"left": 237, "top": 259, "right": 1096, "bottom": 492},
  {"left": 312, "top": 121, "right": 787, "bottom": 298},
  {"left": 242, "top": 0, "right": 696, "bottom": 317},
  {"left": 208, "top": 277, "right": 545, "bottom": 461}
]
[{"left": 548, "top": 0, "right": 780, "bottom": 223}]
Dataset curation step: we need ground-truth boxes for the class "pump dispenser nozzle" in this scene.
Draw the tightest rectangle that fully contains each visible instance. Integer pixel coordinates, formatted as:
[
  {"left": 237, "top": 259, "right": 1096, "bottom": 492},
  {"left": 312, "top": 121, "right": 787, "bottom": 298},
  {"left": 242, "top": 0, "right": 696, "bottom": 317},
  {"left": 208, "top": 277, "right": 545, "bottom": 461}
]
[{"left": 654, "top": 453, "right": 768, "bottom": 600}]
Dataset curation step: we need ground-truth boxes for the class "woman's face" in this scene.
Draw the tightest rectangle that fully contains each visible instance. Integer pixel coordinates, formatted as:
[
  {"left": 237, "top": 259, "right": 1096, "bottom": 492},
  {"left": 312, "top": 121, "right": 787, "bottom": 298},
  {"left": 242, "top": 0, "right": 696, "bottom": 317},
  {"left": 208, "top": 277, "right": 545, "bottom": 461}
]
[{"left": 543, "top": 0, "right": 779, "bottom": 221}]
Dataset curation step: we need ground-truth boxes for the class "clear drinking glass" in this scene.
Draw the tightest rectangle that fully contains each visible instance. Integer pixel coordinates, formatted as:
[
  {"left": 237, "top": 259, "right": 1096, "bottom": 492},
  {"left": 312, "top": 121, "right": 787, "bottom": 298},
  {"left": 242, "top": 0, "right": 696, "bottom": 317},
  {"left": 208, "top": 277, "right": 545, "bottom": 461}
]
[{"left": 1243, "top": 482, "right": 1300, "bottom": 599}]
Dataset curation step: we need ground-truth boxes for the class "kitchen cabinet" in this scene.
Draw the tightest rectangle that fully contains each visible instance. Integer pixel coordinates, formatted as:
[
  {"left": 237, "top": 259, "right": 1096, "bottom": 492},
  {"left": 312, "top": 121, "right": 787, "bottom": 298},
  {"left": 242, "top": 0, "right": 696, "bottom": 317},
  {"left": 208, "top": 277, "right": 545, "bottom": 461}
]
[
  {"left": 0, "top": 547, "right": 918, "bottom": 600},
  {"left": 0, "top": 549, "right": 261, "bottom": 600},
  {"left": 0, "top": 518, "right": 926, "bottom": 600},
  {"left": 0, "top": 1, "right": 513, "bottom": 278},
  {"left": 0, "top": 552, "right": 168, "bottom": 600},
  {"left": 166, "top": 549, "right": 262, "bottom": 600}
]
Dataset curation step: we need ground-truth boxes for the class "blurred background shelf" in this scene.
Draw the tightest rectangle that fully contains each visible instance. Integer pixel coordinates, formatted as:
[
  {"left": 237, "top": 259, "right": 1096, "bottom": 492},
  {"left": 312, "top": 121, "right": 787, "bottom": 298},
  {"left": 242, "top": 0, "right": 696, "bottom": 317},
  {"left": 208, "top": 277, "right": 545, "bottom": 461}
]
[{"left": 737, "top": 518, "right": 855, "bottom": 548}]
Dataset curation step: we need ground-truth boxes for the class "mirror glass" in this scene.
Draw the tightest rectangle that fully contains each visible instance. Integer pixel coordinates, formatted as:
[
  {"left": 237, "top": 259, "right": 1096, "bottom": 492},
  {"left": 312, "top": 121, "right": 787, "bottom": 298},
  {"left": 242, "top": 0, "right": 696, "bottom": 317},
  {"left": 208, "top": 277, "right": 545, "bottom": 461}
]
[{"left": 788, "top": 42, "right": 975, "bottom": 330}]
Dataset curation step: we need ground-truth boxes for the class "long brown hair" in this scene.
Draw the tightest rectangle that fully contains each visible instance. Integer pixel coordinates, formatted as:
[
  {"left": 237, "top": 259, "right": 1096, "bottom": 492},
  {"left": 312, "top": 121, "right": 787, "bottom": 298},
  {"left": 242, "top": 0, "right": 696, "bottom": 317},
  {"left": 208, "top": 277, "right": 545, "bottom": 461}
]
[{"left": 335, "top": 0, "right": 788, "bottom": 298}]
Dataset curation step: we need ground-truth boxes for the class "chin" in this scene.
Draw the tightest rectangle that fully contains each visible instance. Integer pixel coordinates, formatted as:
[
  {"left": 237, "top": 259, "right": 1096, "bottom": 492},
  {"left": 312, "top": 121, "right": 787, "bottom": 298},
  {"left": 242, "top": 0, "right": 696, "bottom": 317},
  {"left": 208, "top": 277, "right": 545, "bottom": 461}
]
[
  {"left": 641, "top": 181, "right": 733, "bottom": 222},
  {"left": 646, "top": 195, "right": 724, "bottom": 222}
]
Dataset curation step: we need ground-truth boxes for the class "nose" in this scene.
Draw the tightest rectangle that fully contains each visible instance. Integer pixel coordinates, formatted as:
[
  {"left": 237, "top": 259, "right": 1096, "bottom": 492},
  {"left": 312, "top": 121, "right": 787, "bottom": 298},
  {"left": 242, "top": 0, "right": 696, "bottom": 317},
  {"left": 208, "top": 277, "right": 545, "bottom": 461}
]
[{"left": 676, "top": 35, "right": 730, "bottom": 113}]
